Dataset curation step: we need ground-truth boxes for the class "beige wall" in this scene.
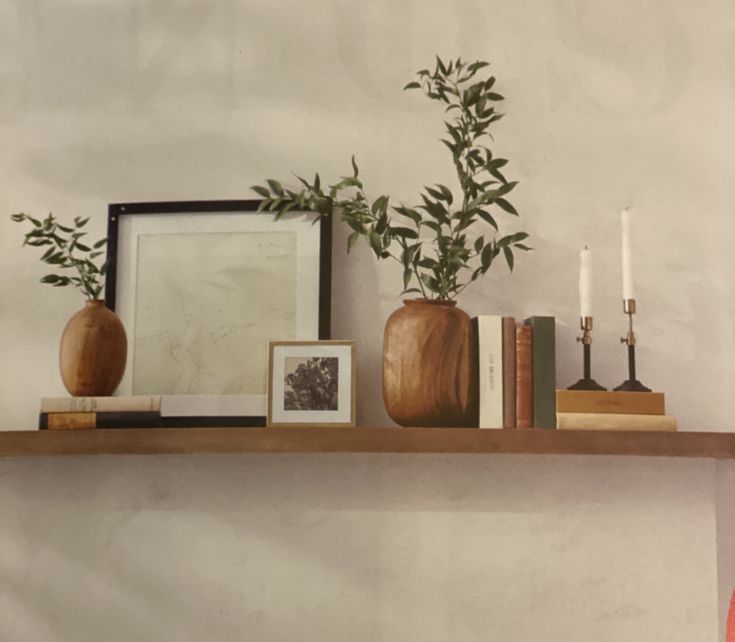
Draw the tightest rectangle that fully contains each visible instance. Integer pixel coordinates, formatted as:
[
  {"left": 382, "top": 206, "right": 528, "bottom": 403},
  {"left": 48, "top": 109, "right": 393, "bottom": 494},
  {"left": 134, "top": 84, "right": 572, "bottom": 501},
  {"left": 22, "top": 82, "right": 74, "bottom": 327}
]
[{"left": 1, "top": 1, "right": 733, "bottom": 640}]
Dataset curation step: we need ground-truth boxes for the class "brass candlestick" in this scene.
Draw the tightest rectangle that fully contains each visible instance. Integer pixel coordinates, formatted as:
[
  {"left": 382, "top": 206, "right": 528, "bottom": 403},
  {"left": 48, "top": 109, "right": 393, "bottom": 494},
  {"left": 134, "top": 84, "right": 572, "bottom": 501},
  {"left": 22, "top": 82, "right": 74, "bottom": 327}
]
[
  {"left": 614, "top": 298, "right": 651, "bottom": 392},
  {"left": 568, "top": 316, "right": 606, "bottom": 391}
]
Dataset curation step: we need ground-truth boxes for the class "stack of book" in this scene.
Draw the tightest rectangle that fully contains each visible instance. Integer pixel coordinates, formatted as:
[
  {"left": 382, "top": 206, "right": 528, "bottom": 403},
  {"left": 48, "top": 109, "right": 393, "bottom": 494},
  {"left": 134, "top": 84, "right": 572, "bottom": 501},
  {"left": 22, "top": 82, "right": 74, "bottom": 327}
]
[
  {"left": 39, "top": 396, "right": 162, "bottom": 430},
  {"left": 555, "top": 390, "right": 676, "bottom": 431},
  {"left": 474, "top": 315, "right": 556, "bottom": 429}
]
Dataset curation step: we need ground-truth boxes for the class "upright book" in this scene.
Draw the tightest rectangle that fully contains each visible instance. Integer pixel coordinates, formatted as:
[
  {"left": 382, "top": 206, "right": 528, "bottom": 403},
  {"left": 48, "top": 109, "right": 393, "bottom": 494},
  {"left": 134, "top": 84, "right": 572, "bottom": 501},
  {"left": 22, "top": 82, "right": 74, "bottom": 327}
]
[
  {"left": 524, "top": 316, "right": 556, "bottom": 429},
  {"left": 501, "top": 317, "right": 516, "bottom": 429},
  {"left": 474, "top": 316, "right": 503, "bottom": 429},
  {"left": 515, "top": 325, "right": 533, "bottom": 429}
]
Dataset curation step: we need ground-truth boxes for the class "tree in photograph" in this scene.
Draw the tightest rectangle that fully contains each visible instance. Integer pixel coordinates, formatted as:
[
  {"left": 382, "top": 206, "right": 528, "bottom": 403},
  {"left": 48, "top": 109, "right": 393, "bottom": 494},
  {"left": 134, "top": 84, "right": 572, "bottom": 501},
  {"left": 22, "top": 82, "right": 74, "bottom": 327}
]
[{"left": 284, "top": 357, "right": 339, "bottom": 411}]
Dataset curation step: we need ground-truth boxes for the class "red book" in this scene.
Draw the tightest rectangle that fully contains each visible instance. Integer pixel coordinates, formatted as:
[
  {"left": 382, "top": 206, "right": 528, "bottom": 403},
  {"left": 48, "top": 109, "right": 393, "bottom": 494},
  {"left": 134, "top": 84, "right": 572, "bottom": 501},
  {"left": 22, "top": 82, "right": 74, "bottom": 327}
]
[
  {"left": 502, "top": 317, "right": 517, "bottom": 428},
  {"left": 515, "top": 325, "right": 533, "bottom": 429}
]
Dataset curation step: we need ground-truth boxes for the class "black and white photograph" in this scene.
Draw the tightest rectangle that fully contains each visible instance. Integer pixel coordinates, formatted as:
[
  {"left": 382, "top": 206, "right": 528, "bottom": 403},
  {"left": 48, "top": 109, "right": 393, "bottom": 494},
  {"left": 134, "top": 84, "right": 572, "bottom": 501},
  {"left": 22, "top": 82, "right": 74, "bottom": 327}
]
[
  {"left": 268, "top": 341, "right": 355, "bottom": 427},
  {"left": 283, "top": 357, "right": 339, "bottom": 411}
]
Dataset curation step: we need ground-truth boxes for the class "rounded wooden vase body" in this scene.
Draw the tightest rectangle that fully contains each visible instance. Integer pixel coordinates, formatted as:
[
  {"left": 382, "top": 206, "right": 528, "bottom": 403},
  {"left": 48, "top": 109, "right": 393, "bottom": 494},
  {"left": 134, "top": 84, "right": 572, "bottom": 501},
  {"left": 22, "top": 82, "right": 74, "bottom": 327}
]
[
  {"left": 383, "top": 299, "right": 477, "bottom": 427},
  {"left": 59, "top": 300, "right": 127, "bottom": 396}
]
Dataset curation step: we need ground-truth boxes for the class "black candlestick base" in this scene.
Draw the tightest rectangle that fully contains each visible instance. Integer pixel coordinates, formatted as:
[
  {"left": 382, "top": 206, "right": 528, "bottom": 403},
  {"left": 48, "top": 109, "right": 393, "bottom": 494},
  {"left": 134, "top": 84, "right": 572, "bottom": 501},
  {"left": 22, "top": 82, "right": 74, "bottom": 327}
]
[
  {"left": 568, "top": 377, "right": 606, "bottom": 391},
  {"left": 613, "top": 378, "right": 651, "bottom": 392}
]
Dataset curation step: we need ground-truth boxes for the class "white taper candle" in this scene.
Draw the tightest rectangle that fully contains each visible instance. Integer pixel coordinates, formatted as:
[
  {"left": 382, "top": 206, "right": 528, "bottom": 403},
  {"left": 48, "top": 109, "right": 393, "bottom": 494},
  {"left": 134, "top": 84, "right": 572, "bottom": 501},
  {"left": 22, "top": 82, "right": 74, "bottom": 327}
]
[
  {"left": 579, "top": 246, "right": 592, "bottom": 317},
  {"left": 621, "top": 207, "right": 635, "bottom": 300}
]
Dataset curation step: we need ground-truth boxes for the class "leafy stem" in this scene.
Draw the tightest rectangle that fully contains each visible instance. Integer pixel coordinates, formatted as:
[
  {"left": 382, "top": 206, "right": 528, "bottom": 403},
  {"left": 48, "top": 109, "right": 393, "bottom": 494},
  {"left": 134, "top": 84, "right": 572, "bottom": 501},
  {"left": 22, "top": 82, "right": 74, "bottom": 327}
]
[
  {"left": 253, "top": 56, "right": 531, "bottom": 301},
  {"left": 10, "top": 212, "right": 107, "bottom": 300}
]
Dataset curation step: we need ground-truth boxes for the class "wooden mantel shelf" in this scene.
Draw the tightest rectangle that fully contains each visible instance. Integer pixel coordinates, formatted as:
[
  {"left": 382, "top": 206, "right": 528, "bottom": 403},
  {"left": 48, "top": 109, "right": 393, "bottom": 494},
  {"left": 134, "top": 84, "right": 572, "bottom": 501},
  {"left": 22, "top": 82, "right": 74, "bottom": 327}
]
[{"left": 1, "top": 427, "right": 735, "bottom": 459}]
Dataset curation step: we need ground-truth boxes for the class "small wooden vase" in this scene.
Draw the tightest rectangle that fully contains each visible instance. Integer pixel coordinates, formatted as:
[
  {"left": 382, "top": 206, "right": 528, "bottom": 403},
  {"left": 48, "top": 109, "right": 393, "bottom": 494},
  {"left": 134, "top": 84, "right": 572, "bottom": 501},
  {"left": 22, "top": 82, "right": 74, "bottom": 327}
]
[
  {"left": 59, "top": 300, "right": 127, "bottom": 397},
  {"left": 383, "top": 298, "right": 477, "bottom": 427}
]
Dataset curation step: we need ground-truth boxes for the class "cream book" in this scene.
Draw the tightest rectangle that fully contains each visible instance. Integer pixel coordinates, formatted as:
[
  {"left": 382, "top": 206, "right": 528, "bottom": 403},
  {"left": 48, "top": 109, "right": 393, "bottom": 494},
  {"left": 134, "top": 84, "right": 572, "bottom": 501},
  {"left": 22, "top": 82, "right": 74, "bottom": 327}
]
[
  {"left": 556, "top": 412, "right": 677, "bottom": 432},
  {"left": 474, "top": 315, "right": 503, "bottom": 428},
  {"left": 40, "top": 396, "right": 162, "bottom": 413}
]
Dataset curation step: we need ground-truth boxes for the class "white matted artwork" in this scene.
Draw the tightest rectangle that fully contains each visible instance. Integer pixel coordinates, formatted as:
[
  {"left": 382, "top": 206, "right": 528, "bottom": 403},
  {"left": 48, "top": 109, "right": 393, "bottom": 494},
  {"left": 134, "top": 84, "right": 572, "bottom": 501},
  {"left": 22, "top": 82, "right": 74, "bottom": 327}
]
[
  {"left": 106, "top": 201, "right": 330, "bottom": 423},
  {"left": 268, "top": 341, "right": 356, "bottom": 427}
]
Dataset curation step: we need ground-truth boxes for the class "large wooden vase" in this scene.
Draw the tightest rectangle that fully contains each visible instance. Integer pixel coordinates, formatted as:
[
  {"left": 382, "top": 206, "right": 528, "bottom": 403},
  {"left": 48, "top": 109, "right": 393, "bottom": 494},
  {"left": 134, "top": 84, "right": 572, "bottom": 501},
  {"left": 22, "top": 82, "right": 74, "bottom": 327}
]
[
  {"left": 383, "top": 298, "right": 477, "bottom": 427},
  {"left": 59, "top": 300, "right": 127, "bottom": 396}
]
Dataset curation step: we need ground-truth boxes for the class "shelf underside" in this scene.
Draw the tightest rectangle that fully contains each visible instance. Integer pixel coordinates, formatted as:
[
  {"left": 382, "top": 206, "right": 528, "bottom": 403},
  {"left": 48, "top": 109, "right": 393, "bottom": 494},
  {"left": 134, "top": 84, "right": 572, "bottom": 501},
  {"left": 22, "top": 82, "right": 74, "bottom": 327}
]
[{"left": 1, "top": 427, "right": 734, "bottom": 459}]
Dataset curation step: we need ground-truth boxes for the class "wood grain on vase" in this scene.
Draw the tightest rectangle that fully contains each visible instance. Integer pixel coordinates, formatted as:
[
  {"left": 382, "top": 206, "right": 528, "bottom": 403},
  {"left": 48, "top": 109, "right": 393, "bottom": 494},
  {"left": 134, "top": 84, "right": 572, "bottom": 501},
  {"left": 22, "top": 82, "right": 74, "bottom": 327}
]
[
  {"left": 383, "top": 298, "right": 478, "bottom": 427},
  {"left": 59, "top": 300, "right": 127, "bottom": 397}
]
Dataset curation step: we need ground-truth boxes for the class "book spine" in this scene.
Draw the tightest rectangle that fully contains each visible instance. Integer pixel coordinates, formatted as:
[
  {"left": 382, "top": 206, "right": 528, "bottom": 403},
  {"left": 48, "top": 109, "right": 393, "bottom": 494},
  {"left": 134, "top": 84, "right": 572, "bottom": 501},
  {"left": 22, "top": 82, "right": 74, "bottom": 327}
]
[
  {"left": 476, "top": 316, "right": 503, "bottom": 429},
  {"left": 556, "top": 413, "right": 677, "bottom": 432},
  {"left": 44, "top": 413, "right": 96, "bottom": 430},
  {"left": 525, "top": 316, "right": 556, "bottom": 429},
  {"left": 40, "top": 412, "right": 162, "bottom": 430},
  {"left": 40, "top": 396, "right": 162, "bottom": 413},
  {"left": 502, "top": 317, "right": 516, "bottom": 429},
  {"left": 555, "top": 390, "right": 665, "bottom": 415},
  {"left": 515, "top": 325, "right": 533, "bottom": 429}
]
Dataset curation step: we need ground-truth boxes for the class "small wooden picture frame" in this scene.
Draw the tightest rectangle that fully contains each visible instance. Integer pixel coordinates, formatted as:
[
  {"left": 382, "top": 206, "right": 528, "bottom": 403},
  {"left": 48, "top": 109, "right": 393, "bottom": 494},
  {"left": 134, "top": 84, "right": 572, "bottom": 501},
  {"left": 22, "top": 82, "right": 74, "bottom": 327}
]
[{"left": 268, "top": 340, "right": 356, "bottom": 427}]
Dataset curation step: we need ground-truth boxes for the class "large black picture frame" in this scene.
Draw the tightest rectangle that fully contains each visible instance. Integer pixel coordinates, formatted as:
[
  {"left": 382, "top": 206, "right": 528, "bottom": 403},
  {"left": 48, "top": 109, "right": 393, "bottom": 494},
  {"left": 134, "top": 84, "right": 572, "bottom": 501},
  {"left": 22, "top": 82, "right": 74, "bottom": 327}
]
[{"left": 105, "top": 200, "right": 332, "bottom": 427}]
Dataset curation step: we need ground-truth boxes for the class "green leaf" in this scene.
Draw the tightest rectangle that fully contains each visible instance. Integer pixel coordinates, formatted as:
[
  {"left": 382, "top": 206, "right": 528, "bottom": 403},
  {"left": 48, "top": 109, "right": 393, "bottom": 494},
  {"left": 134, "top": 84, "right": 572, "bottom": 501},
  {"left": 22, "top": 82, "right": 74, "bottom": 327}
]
[
  {"left": 375, "top": 215, "right": 388, "bottom": 234},
  {"left": 474, "top": 236, "right": 485, "bottom": 253},
  {"left": 419, "top": 195, "right": 447, "bottom": 221},
  {"left": 93, "top": 238, "right": 107, "bottom": 249},
  {"left": 368, "top": 231, "right": 382, "bottom": 255},
  {"left": 371, "top": 195, "right": 389, "bottom": 217},
  {"left": 503, "top": 245, "right": 514, "bottom": 271},
  {"left": 251, "top": 185, "right": 271, "bottom": 198},
  {"left": 497, "top": 181, "right": 518, "bottom": 196},
  {"left": 481, "top": 244, "right": 494, "bottom": 271},
  {"left": 420, "top": 274, "right": 441, "bottom": 293},
  {"left": 403, "top": 268, "right": 413, "bottom": 291},
  {"left": 403, "top": 81, "right": 421, "bottom": 90},
  {"left": 74, "top": 217, "right": 89, "bottom": 228},
  {"left": 393, "top": 206, "right": 422, "bottom": 225},
  {"left": 436, "top": 184, "right": 454, "bottom": 205},
  {"left": 507, "top": 232, "right": 529, "bottom": 243},
  {"left": 347, "top": 231, "right": 360, "bottom": 252},
  {"left": 477, "top": 209, "right": 498, "bottom": 230},
  {"left": 40, "top": 274, "right": 60, "bottom": 284},
  {"left": 275, "top": 202, "right": 296, "bottom": 221},
  {"left": 421, "top": 220, "right": 443, "bottom": 234},
  {"left": 495, "top": 198, "right": 518, "bottom": 216},
  {"left": 391, "top": 227, "right": 419, "bottom": 240},
  {"left": 266, "top": 179, "right": 284, "bottom": 196},
  {"left": 468, "top": 61, "right": 490, "bottom": 74},
  {"left": 486, "top": 92, "right": 505, "bottom": 101},
  {"left": 351, "top": 156, "right": 359, "bottom": 178},
  {"left": 435, "top": 56, "right": 448, "bottom": 75},
  {"left": 425, "top": 186, "right": 444, "bottom": 201}
]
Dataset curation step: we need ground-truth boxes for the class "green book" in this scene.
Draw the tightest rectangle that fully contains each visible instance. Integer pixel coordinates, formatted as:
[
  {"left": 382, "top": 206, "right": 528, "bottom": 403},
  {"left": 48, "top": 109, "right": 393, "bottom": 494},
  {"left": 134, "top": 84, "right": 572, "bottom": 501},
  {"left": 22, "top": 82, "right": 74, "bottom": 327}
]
[{"left": 524, "top": 316, "right": 556, "bottom": 428}]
